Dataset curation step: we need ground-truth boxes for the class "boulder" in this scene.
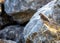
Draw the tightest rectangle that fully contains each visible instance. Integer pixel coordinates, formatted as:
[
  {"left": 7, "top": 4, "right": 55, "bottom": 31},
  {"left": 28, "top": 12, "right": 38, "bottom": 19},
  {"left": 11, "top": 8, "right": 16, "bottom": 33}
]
[
  {"left": 4, "top": 0, "right": 52, "bottom": 14},
  {"left": 0, "top": 25, "right": 25, "bottom": 43},
  {"left": 23, "top": 0, "right": 60, "bottom": 43},
  {"left": 4, "top": 0, "right": 52, "bottom": 25}
]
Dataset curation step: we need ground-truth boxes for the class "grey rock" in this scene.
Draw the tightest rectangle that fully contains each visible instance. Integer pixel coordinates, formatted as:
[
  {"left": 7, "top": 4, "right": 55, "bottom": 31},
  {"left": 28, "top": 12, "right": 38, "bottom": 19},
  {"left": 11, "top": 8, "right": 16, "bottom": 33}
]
[
  {"left": 12, "top": 9, "right": 36, "bottom": 24},
  {"left": 52, "top": 0, "right": 60, "bottom": 24},
  {"left": 24, "top": 0, "right": 55, "bottom": 37},
  {"left": 0, "top": 25, "right": 25, "bottom": 43},
  {"left": 4, "top": 0, "right": 52, "bottom": 14},
  {"left": 23, "top": 0, "right": 58, "bottom": 43},
  {"left": 0, "top": 39, "right": 16, "bottom": 43},
  {"left": 4, "top": 0, "right": 51, "bottom": 24}
]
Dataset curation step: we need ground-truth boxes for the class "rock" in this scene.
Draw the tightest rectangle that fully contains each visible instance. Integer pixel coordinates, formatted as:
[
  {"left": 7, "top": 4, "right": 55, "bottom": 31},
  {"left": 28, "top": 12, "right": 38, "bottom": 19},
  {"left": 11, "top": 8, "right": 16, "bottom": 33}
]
[
  {"left": 24, "top": 0, "right": 55, "bottom": 37},
  {"left": 23, "top": 0, "right": 59, "bottom": 43},
  {"left": 4, "top": 0, "right": 52, "bottom": 25},
  {"left": 0, "top": 25, "right": 25, "bottom": 43},
  {"left": 0, "top": 39, "right": 16, "bottom": 43},
  {"left": 4, "top": 0, "right": 52, "bottom": 14},
  {"left": 52, "top": 0, "right": 60, "bottom": 24}
]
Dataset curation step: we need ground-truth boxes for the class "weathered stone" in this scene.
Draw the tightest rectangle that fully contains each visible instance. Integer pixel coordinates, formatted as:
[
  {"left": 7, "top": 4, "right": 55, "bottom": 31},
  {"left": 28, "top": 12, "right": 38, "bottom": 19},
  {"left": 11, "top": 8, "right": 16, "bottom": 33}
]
[
  {"left": 4, "top": 0, "right": 52, "bottom": 25},
  {"left": 24, "top": 0, "right": 55, "bottom": 37},
  {"left": 0, "top": 39, "right": 16, "bottom": 43},
  {"left": 0, "top": 25, "right": 25, "bottom": 43},
  {"left": 4, "top": 0, "right": 52, "bottom": 14},
  {"left": 23, "top": 0, "right": 60, "bottom": 43},
  {"left": 52, "top": 0, "right": 60, "bottom": 24}
]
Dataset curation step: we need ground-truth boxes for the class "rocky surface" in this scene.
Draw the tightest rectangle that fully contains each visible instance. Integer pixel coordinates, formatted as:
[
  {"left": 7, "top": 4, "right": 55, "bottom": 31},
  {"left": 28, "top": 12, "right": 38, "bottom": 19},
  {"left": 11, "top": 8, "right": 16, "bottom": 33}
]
[
  {"left": 24, "top": 0, "right": 55, "bottom": 37},
  {"left": 0, "top": 25, "right": 25, "bottom": 43},
  {"left": 0, "top": 39, "right": 16, "bottom": 43},
  {"left": 52, "top": 0, "right": 60, "bottom": 25},
  {"left": 4, "top": 0, "right": 52, "bottom": 14},
  {"left": 4, "top": 0, "right": 52, "bottom": 25},
  {"left": 23, "top": 0, "right": 60, "bottom": 43},
  {"left": 1, "top": 0, "right": 60, "bottom": 43}
]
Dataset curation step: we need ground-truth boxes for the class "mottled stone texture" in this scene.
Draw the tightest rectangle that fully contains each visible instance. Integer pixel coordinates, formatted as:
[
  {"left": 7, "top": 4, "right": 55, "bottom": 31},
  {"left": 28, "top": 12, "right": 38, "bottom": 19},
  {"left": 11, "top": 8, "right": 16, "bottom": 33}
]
[
  {"left": 4, "top": 0, "right": 52, "bottom": 14},
  {"left": 3, "top": 0, "right": 52, "bottom": 25},
  {"left": 24, "top": 0, "right": 55, "bottom": 38},
  {"left": 23, "top": 0, "right": 60, "bottom": 43},
  {"left": 0, "top": 39, "right": 16, "bottom": 43},
  {"left": 1, "top": 0, "right": 58, "bottom": 43},
  {"left": 52, "top": 0, "right": 60, "bottom": 24},
  {"left": 0, "top": 25, "right": 25, "bottom": 43}
]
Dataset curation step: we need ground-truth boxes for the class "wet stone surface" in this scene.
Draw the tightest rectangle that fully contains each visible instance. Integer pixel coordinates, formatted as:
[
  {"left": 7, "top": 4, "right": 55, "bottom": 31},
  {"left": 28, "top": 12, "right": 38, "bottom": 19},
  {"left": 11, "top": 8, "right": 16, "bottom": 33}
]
[{"left": 4, "top": 0, "right": 52, "bottom": 14}]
